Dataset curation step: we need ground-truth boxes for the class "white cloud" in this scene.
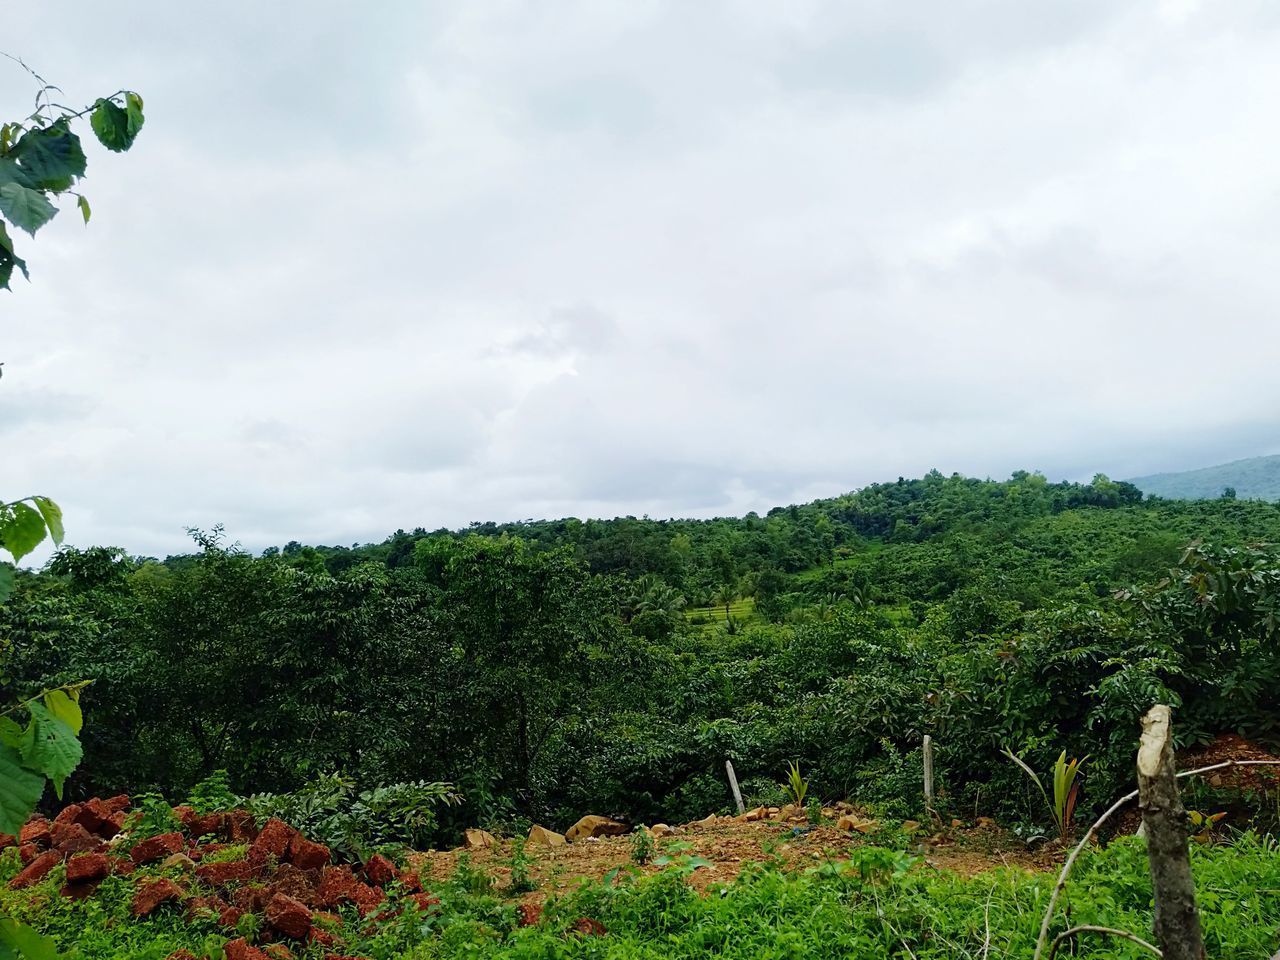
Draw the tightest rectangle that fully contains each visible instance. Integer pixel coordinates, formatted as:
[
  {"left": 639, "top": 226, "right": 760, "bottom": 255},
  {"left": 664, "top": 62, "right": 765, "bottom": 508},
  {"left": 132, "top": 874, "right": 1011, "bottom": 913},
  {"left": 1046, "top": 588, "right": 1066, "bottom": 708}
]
[{"left": 4, "top": 0, "right": 1280, "bottom": 558}]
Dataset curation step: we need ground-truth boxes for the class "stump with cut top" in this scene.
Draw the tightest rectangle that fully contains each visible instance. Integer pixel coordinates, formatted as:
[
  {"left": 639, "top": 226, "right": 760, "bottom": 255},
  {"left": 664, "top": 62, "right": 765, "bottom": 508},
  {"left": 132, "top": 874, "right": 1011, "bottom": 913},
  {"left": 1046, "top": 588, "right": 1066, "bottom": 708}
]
[{"left": 1138, "top": 704, "right": 1204, "bottom": 960}]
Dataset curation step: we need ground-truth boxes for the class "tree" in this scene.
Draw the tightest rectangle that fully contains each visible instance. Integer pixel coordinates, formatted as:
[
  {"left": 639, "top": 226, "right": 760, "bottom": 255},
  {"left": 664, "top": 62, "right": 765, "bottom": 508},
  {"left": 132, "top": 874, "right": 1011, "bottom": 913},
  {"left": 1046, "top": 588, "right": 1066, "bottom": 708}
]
[{"left": 416, "top": 536, "right": 621, "bottom": 814}]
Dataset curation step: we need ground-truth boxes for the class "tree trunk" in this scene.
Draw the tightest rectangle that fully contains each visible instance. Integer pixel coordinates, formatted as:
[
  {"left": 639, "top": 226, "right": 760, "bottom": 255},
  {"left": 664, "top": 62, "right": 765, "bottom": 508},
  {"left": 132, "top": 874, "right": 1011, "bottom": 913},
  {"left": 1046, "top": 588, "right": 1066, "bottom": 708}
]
[{"left": 1137, "top": 705, "right": 1204, "bottom": 960}]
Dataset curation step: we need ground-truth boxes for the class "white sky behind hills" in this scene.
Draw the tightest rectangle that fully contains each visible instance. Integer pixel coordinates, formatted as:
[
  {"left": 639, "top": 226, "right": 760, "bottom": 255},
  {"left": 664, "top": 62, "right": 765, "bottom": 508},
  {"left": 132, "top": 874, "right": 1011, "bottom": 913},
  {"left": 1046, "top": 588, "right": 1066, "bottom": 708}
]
[{"left": 4, "top": 0, "right": 1280, "bottom": 558}]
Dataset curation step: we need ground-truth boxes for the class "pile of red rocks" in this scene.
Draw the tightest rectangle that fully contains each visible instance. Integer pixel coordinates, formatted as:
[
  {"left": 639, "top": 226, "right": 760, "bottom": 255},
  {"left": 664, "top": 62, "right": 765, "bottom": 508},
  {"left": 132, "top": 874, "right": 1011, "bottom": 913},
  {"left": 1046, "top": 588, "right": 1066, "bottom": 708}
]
[{"left": 7, "top": 797, "right": 435, "bottom": 960}]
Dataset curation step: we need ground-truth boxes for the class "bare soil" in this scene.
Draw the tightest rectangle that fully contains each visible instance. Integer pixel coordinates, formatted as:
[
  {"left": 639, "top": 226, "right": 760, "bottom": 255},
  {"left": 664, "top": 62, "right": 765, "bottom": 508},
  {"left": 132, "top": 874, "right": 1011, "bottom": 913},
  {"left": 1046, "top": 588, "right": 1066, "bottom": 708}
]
[{"left": 409, "top": 814, "right": 1060, "bottom": 905}]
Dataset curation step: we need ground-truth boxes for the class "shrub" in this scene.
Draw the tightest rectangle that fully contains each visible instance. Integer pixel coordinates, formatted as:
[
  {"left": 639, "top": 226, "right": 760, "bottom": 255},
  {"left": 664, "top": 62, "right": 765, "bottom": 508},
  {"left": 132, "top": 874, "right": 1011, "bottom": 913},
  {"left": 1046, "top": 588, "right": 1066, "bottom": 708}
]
[{"left": 246, "top": 774, "right": 462, "bottom": 859}]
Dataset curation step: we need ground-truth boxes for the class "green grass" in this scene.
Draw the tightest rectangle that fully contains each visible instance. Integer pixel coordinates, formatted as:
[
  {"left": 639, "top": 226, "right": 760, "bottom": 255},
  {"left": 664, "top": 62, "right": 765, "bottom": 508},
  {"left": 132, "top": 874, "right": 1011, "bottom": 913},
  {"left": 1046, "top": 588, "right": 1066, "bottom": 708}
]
[
  {"left": 793, "top": 541, "right": 885, "bottom": 584},
  {"left": 7, "top": 835, "right": 1280, "bottom": 959},
  {"left": 685, "top": 597, "right": 756, "bottom": 628}
]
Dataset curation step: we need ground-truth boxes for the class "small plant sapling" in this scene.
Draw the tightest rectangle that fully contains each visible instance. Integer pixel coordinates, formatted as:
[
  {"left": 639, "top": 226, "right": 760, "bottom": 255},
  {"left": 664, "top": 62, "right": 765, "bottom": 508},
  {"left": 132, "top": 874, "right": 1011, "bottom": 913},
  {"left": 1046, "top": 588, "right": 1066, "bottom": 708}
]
[
  {"left": 783, "top": 761, "right": 808, "bottom": 808},
  {"left": 506, "top": 837, "right": 536, "bottom": 893},
  {"left": 1004, "top": 748, "right": 1087, "bottom": 843},
  {"left": 806, "top": 798, "right": 822, "bottom": 825},
  {"left": 629, "top": 826, "right": 655, "bottom": 866}
]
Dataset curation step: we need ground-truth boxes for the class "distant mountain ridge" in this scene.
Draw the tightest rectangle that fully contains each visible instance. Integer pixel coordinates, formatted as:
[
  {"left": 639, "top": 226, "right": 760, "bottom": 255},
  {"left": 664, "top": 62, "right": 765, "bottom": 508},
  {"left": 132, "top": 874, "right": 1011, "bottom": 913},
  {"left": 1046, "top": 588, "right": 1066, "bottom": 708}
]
[{"left": 1128, "top": 454, "right": 1280, "bottom": 501}]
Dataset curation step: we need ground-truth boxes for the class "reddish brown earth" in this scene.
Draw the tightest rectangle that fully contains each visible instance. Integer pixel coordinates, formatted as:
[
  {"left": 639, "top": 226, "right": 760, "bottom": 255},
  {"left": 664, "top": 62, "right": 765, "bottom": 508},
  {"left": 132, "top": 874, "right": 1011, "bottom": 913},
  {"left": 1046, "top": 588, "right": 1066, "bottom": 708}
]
[{"left": 1182, "top": 734, "right": 1280, "bottom": 790}]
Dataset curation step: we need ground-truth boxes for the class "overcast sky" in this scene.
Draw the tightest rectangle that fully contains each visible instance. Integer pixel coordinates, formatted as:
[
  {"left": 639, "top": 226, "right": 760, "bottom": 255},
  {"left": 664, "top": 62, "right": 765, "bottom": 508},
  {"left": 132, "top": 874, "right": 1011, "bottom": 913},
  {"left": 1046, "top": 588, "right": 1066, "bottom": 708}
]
[{"left": 4, "top": 0, "right": 1280, "bottom": 558}]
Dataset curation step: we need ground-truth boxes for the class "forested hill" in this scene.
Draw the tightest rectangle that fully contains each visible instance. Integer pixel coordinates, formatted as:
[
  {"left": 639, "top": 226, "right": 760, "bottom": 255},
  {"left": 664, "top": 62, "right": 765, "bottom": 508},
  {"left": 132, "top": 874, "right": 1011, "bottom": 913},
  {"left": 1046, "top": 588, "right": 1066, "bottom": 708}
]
[
  {"left": 1128, "top": 454, "right": 1280, "bottom": 501},
  {"left": 274, "top": 469, "right": 1280, "bottom": 609},
  {"left": 8, "top": 466, "right": 1280, "bottom": 841}
]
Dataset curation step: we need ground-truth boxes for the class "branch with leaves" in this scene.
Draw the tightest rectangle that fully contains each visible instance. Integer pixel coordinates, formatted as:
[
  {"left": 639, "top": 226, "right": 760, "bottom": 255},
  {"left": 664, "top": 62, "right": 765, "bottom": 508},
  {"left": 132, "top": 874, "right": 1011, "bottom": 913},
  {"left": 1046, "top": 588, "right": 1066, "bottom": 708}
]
[
  {"left": 0, "top": 51, "right": 144, "bottom": 290},
  {"left": 0, "top": 683, "right": 87, "bottom": 836}
]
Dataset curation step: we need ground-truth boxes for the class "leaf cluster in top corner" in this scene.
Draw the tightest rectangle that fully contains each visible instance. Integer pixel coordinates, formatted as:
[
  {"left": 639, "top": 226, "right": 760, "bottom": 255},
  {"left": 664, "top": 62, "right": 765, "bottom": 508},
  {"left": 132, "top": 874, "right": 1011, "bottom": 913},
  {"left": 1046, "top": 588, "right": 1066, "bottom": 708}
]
[{"left": 0, "top": 82, "right": 144, "bottom": 290}]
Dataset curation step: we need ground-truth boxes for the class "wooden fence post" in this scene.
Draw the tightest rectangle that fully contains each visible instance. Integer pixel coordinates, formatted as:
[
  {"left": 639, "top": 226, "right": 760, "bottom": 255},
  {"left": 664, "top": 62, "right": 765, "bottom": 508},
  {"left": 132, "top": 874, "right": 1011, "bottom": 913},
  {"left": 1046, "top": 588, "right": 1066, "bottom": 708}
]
[
  {"left": 922, "top": 735, "right": 934, "bottom": 811},
  {"left": 725, "top": 759, "right": 745, "bottom": 815},
  {"left": 1138, "top": 705, "right": 1204, "bottom": 960}
]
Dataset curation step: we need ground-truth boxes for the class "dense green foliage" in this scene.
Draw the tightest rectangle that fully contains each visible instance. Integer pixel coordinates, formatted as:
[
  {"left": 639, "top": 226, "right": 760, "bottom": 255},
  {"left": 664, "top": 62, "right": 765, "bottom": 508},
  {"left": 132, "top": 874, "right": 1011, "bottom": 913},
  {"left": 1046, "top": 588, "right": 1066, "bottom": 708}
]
[
  {"left": 243, "top": 773, "right": 462, "bottom": 861},
  {"left": 1129, "top": 454, "right": 1280, "bottom": 501},
  {"left": 4, "top": 832, "right": 1280, "bottom": 959},
  {"left": 4, "top": 472, "right": 1280, "bottom": 843}
]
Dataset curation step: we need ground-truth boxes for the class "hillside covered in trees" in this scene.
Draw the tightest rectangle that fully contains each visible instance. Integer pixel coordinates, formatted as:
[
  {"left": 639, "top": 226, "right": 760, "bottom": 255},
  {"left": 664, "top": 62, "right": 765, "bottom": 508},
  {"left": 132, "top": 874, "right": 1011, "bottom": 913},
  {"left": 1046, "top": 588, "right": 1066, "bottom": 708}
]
[
  {"left": 1129, "top": 453, "right": 1280, "bottom": 501},
  {"left": 6, "top": 469, "right": 1280, "bottom": 842}
]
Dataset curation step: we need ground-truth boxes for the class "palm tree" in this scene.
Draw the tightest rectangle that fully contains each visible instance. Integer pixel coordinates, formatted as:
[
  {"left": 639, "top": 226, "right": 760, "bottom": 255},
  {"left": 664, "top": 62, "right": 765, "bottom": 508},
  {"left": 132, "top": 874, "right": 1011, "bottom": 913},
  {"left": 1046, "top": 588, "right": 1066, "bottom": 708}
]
[
  {"left": 712, "top": 584, "right": 735, "bottom": 623},
  {"left": 636, "top": 582, "right": 687, "bottom": 619}
]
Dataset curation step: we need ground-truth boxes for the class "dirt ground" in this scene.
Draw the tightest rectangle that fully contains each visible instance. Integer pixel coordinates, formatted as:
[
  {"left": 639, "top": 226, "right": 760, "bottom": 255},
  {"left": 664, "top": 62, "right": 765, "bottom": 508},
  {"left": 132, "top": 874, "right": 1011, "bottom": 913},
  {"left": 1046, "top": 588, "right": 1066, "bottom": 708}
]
[
  {"left": 409, "top": 734, "right": 1280, "bottom": 904},
  {"left": 409, "top": 813, "right": 1060, "bottom": 904}
]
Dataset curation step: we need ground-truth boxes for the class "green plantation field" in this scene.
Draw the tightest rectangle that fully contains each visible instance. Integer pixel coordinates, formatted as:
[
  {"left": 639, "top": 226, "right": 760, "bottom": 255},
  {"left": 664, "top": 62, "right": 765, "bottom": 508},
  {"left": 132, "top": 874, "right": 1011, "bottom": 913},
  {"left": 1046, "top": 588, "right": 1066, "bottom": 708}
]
[{"left": 685, "top": 596, "right": 757, "bottom": 626}]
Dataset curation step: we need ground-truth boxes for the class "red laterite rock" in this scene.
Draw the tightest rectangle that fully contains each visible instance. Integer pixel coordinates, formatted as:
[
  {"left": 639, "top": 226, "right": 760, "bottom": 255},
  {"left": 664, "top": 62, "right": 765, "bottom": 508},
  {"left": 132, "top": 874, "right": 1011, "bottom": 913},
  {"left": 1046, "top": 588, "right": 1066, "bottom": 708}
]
[
  {"left": 61, "top": 880, "right": 101, "bottom": 899},
  {"left": 66, "top": 851, "right": 110, "bottom": 884},
  {"left": 266, "top": 863, "right": 318, "bottom": 905},
  {"left": 187, "top": 894, "right": 243, "bottom": 930},
  {"left": 223, "top": 938, "right": 270, "bottom": 960},
  {"left": 76, "top": 798, "right": 120, "bottom": 837},
  {"left": 571, "top": 917, "right": 607, "bottom": 937},
  {"left": 307, "top": 927, "right": 337, "bottom": 949},
  {"left": 286, "top": 835, "right": 330, "bottom": 871},
  {"left": 265, "top": 892, "right": 313, "bottom": 939},
  {"left": 131, "top": 831, "right": 185, "bottom": 864},
  {"left": 51, "top": 821, "right": 102, "bottom": 855},
  {"left": 360, "top": 853, "right": 397, "bottom": 888},
  {"left": 223, "top": 810, "right": 258, "bottom": 843},
  {"left": 190, "top": 812, "right": 224, "bottom": 838},
  {"left": 53, "top": 804, "right": 83, "bottom": 825},
  {"left": 131, "top": 877, "right": 185, "bottom": 917},
  {"left": 249, "top": 819, "right": 297, "bottom": 865},
  {"left": 398, "top": 869, "right": 422, "bottom": 892},
  {"left": 316, "top": 865, "right": 384, "bottom": 915},
  {"left": 197, "top": 859, "right": 254, "bottom": 886},
  {"left": 231, "top": 884, "right": 271, "bottom": 914},
  {"left": 9, "top": 850, "right": 61, "bottom": 889},
  {"left": 18, "top": 819, "right": 51, "bottom": 849}
]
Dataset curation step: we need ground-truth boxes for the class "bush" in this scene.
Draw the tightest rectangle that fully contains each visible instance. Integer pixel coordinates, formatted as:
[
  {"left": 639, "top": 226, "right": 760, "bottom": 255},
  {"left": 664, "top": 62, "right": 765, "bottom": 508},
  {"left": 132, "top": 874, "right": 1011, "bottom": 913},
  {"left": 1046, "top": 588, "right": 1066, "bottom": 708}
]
[{"left": 245, "top": 774, "right": 462, "bottom": 859}]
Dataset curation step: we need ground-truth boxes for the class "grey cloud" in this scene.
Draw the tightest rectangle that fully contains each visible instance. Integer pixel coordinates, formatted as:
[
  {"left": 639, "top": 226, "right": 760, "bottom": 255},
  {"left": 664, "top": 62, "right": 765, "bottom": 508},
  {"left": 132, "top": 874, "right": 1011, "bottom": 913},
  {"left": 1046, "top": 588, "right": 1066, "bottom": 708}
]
[
  {"left": 495, "top": 304, "right": 621, "bottom": 359},
  {"left": 5, "top": 0, "right": 1280, "bottom": 558}
]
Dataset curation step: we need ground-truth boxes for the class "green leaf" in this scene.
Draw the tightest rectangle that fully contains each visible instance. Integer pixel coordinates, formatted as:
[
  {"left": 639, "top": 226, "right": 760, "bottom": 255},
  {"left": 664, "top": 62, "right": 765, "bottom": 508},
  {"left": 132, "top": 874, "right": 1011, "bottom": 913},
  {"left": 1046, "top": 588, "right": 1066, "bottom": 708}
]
[
  {"left": 125, "top": 92, "right": 145, "bottom": 140},
  {"left": 0, "top": 916, "right": 68, "bottom": 960},
  {"left": 19, "top": 703, "right": 82, "bottom": 799},
  {"left": 30, "top": 497, "right": 64, "bottom": 546},
  {"left": 77, "top": 194, "right": 90, "bottom": 224},
  {"left": 11, "top": 121, "right": 87, "bottom": 192},
  {"left": 0, "top": 742, "right": 45, "bottom": 836},
  {"left": 90, "top": 100, "right": 135, "bottom": 153},
  {"left": 0, "top": 183, "right": 56, "bottom": 237},
  {"left": 0, "top": 235, "right": 27, "bottom": 291},
  {"left": 0, "top": 718, "right": 22, "bottom": 749},
  {"left": 0, "top": 503, "right": 48, "bottom": 562},
  {"left": 0, "top": 159, "right": 34, "bottom": 191},
  {"left": 0, "top": 563, "right": 12, "bottom": 603},
  {"left": 0, "top": 220, "right": 27, "bottom": 290},
  {"left": 43, "top": 690, "right": 82, "bottom": 736}
]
